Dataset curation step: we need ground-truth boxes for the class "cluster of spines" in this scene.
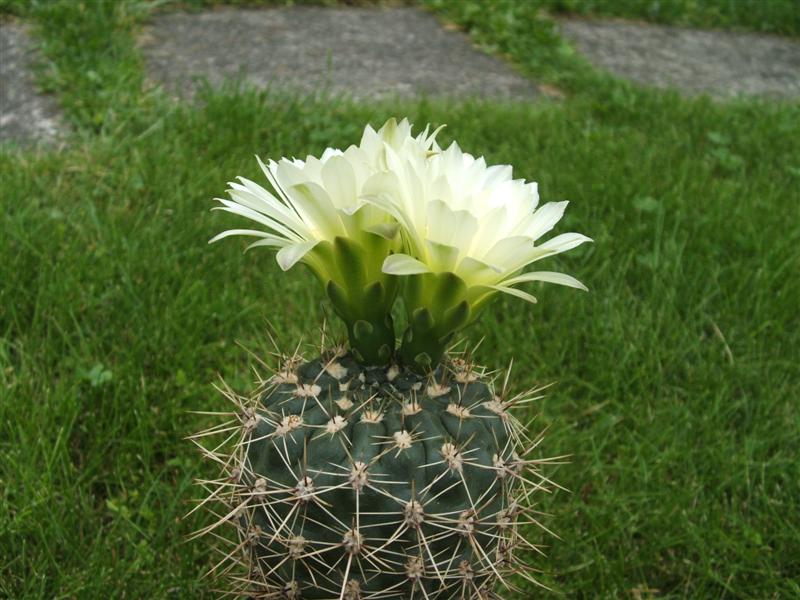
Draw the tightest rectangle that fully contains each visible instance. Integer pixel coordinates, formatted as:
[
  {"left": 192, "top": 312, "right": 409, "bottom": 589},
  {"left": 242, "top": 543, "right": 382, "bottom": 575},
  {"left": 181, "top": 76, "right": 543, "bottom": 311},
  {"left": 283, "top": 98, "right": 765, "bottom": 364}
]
[{"left": 190, "top": 347, "right": 561, "bottom": 599}]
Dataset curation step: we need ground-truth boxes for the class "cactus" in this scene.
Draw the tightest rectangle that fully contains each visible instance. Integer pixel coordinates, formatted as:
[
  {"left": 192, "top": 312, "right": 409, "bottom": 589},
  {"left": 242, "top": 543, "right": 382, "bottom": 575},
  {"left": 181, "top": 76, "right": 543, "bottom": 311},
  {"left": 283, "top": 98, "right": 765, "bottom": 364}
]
[
  {"left": 198, "top": 118, "right": 589, "bottom": 597},
  {"left": 193, "top": 349, "right": 554, "bottom": 599}
]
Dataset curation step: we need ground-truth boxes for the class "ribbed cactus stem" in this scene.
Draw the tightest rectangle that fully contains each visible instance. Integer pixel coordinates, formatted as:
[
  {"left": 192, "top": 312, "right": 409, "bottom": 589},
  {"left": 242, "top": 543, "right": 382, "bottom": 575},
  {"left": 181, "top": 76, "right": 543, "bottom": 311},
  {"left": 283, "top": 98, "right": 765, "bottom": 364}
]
[{"left": 191, "top": 347, "right": 555, "bottom": 599}]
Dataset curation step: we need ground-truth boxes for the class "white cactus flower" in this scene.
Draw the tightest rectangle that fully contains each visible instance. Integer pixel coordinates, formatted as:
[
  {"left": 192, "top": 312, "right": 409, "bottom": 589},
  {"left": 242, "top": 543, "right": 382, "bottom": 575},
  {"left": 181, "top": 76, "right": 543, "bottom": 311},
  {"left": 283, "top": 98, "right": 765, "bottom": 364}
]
[
  {"left": 211, "top": 119, "right": 436, "bottom": 275},
  {"left": 367, "top": 137, "right": 591, "bottom": 307},
  {"left": 211, "top": 117, "right": 589, "bottom": 368},
  {"left": 210, "top": 118, "right": 442, "bottom": 364}
]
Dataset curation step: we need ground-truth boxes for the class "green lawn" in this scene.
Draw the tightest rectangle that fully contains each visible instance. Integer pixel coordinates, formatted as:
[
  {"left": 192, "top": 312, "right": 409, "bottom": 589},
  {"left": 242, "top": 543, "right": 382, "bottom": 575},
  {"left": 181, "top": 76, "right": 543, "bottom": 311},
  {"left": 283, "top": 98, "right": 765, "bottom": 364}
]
[
  {"left": 2, "top": 1, "right": 799, "bottom": 598},
  {"left": 541, "top": 0, "right": 800, "bottom": 37}
]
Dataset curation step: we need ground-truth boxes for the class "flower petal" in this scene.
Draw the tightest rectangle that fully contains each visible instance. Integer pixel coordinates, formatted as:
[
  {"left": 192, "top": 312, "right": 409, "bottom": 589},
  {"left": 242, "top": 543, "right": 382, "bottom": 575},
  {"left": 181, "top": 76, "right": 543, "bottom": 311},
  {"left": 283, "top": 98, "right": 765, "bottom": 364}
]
[
  {"left": 526, "top": 201, "right": 569, "bottom": 240},
  {"left": 382, "top": 254, "right": 431, "bottom": 275},
  {"left": 424, "top": 239, "right": 460, "bottom": 272},
  {"left": 212, "top": 201, "right": 301, "bottom": 242},
  {"left": 321, "top": 155, "right": 358, "bottom": 210},
  {"left": 208, "top": 229, "right": 275, "bottom": 244},
  {"left": 285, "top": 182, "right": 345, "bottom": 239},
  {"left": 502, "top": 271, "right": 588, "bottom": 291},
  {"left": 483, "top": 236, "right": 536, "bottom": 268},
  {"left": 245, "top": 237, "right": 288, "bottom": 252},
  {"left": 457, "top": 256, "right": 502, "bottom": 281},
  {"left": 276, "top": 241, "right": 319, "bottom": 271},
  {"left": 364, "top": 222, "right": 400, "bottom": 240},
  {"left": 536, "top": 232, "right": 593, "bottom": 255},
  {"left": 482, "top": 285, "right": 538, "bottom": 304}
]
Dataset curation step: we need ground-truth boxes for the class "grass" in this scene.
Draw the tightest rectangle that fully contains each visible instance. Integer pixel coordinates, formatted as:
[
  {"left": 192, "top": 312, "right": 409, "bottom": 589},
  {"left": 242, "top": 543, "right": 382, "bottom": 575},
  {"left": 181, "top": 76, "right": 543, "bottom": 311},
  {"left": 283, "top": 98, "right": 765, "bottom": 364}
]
[
  {"left": 2, "top": 0, "right": 799, "bottom": 598},
  {"left": 542, "top": 0, "right": 800, "bottom": 37}
]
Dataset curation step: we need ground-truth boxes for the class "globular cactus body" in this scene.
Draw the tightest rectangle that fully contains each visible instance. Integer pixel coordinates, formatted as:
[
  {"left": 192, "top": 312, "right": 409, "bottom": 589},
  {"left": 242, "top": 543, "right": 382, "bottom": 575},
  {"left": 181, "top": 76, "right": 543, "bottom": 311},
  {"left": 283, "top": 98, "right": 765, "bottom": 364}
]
[{"left": 195, "top": 350, "right": 550, "bottom": 599}]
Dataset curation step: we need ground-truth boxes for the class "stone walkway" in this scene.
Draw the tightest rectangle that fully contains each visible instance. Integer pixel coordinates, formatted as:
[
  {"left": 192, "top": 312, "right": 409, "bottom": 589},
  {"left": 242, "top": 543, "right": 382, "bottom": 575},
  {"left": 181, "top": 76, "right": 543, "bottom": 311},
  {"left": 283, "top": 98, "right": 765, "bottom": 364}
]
[
  {"left": 560, "top": 18, "right": 800, "bottom": 99},
  {"left": 139, "top": 6, "right": 538, "bottom": 101},
  {"left": 3, "top": 7, "right": 800, "bottom": 145},
  {"left": 0, "top": 22, "right": 64, "bottom": 145}
]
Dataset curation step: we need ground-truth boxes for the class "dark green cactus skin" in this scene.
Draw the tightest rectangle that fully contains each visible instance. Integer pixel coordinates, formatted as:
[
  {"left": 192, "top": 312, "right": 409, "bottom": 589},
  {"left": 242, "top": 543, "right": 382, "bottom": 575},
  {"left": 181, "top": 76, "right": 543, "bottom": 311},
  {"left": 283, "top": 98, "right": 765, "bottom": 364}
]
[{"left": 222, "top": 353, "right": 534, "bottom": 600}]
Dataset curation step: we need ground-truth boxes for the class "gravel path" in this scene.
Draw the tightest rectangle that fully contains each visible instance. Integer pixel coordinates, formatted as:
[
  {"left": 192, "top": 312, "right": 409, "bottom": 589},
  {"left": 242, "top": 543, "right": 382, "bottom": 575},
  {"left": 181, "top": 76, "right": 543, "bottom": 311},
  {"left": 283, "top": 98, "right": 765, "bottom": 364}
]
[
  {"left": 559, "top": 18, "right": 800, "bottom": 99},
  {"left": 139, "top": 6, "right": 539, "bottom": 101},
  {"left": 0, "top": 22, "right": 64, "bottom": 145}
]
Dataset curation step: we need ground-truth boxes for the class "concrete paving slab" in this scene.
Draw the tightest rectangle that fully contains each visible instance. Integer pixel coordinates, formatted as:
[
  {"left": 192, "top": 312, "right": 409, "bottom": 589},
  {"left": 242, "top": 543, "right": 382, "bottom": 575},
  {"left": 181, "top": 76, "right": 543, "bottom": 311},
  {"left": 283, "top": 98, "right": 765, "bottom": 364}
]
[
  {"left": 559, "top": 18, "right": 800, "bottom": 99},
  {"left": 140, "top": 6, "right": 539, "bottom": 101},
  {"left": 1, "top": 21, "right": 64, "bottom": 145}
]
